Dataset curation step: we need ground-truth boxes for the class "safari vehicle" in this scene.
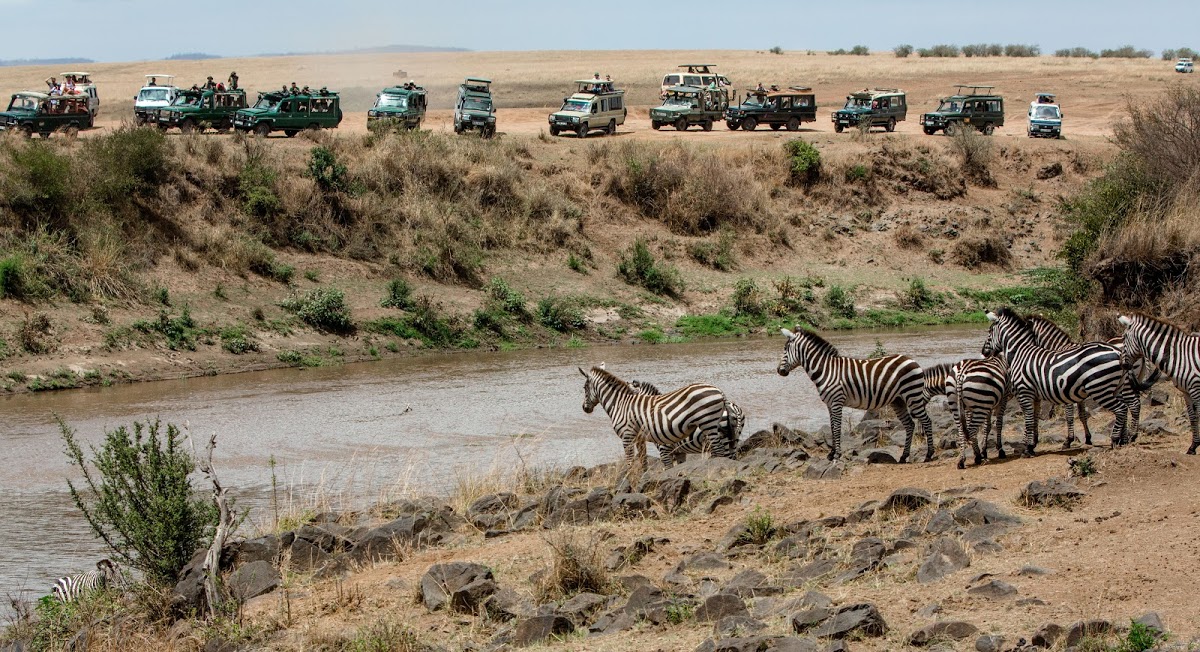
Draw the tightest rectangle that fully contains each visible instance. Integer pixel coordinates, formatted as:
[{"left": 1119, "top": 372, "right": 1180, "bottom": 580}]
[
  {"left": 61, "top": 72, "right": 99, "bottom": 117},
  {"left": 453, "top": 78, "right": 496, "bottom": 137},
  {"left": 724, "top": 86, "right": 817, "bottom": 131},
  {"left": 156, "top": 88, "right": 248, "bottom": 133},
  {"left": 0, "top": 92, "right": 93, "bottom": 137},
  {"left": 234, "top": 89, "right": 341, "bottom": 137},
  {"left": 134, "top": 74, "right": 178, "bottom": 125},
  {"left": 547, "top": 79, "right": 626, "bottom": 138},
  {"left": 650, "top": 85, "right": 728, "bottom": 131},
  {"left": 1177, "top": 58, "right": 1194, "bottom": 73},
  {"left": 920, "top": 84, "right": 1004, "bottom": 135},
  {"left": 831, "top": 88, "right": 906, "bottom": 133},
  {"left": 1028, "top": 103, "right": 1063, "bottom": 138},
  {"left": 660, "top": 64, "right": 731, "bottom": 98},
  {"left": 368, "top": 83, "right": 427, "bottom": 131}
]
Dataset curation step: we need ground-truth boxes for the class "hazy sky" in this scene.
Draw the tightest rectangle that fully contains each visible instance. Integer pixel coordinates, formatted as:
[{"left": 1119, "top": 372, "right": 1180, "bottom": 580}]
[{"left": 0, "top": 0, "right": 1190, "bottom": 61}]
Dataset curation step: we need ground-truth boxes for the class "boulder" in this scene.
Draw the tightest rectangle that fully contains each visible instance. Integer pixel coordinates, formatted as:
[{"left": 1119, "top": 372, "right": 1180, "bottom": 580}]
[
  {"left": 1031, "top": 622, "right": 1065, "bottom": 647},
  {"left": 909, "top": 621, "right": 979, "bottom": 646},
  {"left": 953, "top": 499, "right": 1021, "bottom": 526},
  {"left": 696, "top": 594, "right": 748, "bottom": 622},
  {"left": 229, "top": 536, "right": 281, "bottom": 568},
  {"left": 860, "top": 447, "right": 901, "bottom": 464},
  {"left": 723, "top": 569, "right": 781, "bottom": 598},
  {"left": 1020, "top": 478, "right": 1086, "bottom": 507},
  {"left": 791, "top": 607, "right": 833, "bottom": 633},
  {"left": 1037, "top": 162, "right": 1063, "bottom": 180},
  {"left": 623, "top": 584, "right": 665, "bottom": 618},
  {"left": 713, "top": 615, "right": 767, "bottom": 638},
  {"left": 770, "top": 638, "right": 820, "bottom": 652},
  {"left": 288, "top": 538, "right": 332, "bottom": 572},
  {"left": 513, "top": 615, "right": 574, "bottom": 647},
  {"left": 779, "top": 559, "right": 837, "bottom": 587},
  {"left": 612, "top": 492, "right": 654, "bottom": 517},
  {"left": 557, "top": 592, "right": 608, "bottom": 627},
  {"left": 677, "top": 552, "right": 732, "bottom": 573},
  {"left": 697, "top": 636, "right": 773, "bottom": 652},
  {"left": 226, "top": 560, "right": 280, "bottom": 601},
  {"left": 1134, "top": 612, "right": 1165, "bottom": 636},
  {"left": 547, "top": 487, "right": 613, "bottom": 526},
  {"left": 884, "top": 487, "right": 933, "bottom": 512},
  {"left": 1065, "top": 619, "right": 1112, "bottom": 646},
  {"left": 605, "top": 536, "right": 665, "bottom": 572},
  {"left": 803, "top": 459, "right": 844, "bottom": 480},
  {"left": 467, "top": 492, "right": 519, "bottom": 530},
  {"left": 967, "top": 579, "right": 1017, "bottom": 599},
  {"left": 974, "top": 634, "right": 1005, "bottom": 652},
  {"left": 655, "top": 477, "right": 692, "bottom": 513},
  {"left": 924, "top": 509, "right": 959, "bottom": 535},
  {"left": 916, "top": 536, "right": 971, "bottom": 584},
  {"left": 486, "top": 587, "right": 533, "bottom": 621},
  {"left": 811, "top": 603, "right": 888, "bottom": 640},
  {"left": 420, "top": 562, "right": 497, "bottom": 613}
]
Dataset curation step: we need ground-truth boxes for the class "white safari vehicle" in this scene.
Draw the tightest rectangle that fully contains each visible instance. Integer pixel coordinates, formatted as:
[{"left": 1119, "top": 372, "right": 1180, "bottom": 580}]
[
  {"left": 1176, "top": 58, "right": 1194, "bottom": 73},
  {"left": 547, "top": 79, "right": 626, "bottom": 138},
  {"left": 60, "top": 72, "right": 99, "bottom": 117},
  {"left": 134, "top": 74, "right": 177, "bottom": 125}
]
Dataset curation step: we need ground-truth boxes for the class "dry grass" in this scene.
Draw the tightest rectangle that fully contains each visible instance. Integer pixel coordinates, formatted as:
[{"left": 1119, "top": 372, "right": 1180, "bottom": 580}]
[{"left": 533, "top": 529, "right": 614, "bottom": 602}]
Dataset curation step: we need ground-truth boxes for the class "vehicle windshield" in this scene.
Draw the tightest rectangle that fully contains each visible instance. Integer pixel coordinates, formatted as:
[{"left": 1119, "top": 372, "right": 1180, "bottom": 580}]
[
  {"left": 845, "top": 97, "right": 871, "bottom": 108},
  {"left": 740, "top": 96, "right": 764, "bottom": 108},
  {"left": 376, "top": 94, "right": 408, "bottom": 109},
  {"left": 937, "top": 100, "right": 962, "bottom": 112},
  {"left": 664, "top": 95, "right": 696, "bottom": 107},
  {"left": 253, "top": 96, "right": 278, "bottom": 110},
  {"left": 560, "top": 99, "right": 590, "bottom": 112},
  {"left": 138, "top": 88, "right": 171, "bottom": 102},
  {"left": 8, "top": 96, "right": 40, "bottom": 111},
  {"left": 1032, "top": 105, "right": 1061, "bottom": 120},
  {"left": 172, "top": 94, "right": 201, "bottom": 107},
  {"left": 462, "top": 98, "right": 491, "bottom": 112}
]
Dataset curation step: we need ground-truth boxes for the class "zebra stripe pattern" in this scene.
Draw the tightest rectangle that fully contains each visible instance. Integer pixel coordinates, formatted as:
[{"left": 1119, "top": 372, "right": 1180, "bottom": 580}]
[
  {"left": 946, "top": 355, "right": 1010, "bottom": 469},
  {"left": 921, "top": 362, "right": 955, "bottom": 401},
  {"left": 580, "top": 367, "right": 734, "bottom": 472},
  {"left": 984, "top": 308, "right": 1134, "bottom": 455},
  {"left": 629, "top": 380, "right": 746, "bottom": 464},
  {"left": 1118, "top": 312, "right": 1200, "bottom": 454},
  {"left": 777, "top": 327, "right": 934, "bottom": 463},
  {"left": 52, "top": 559, "right": 117, "bottom": 603},
  {"left": 1027, "top": 316, "right": 1098, "bottom": 447}
]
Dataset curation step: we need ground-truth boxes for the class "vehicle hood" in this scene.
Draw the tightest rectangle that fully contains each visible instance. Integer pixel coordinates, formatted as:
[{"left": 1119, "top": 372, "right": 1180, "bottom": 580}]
[
  {"left": 372, "top": 106, "right": 415, "bottom": 115},
  {"left": 136, "top": 99, "right": 172, "bottom": 109},
  {"left": 651, "top": 105, "right": 690, "bottom": 116},
  {"left": 236, "top": 108, "right": 269, "bottom": 118},
  {"left": 550, "top": 110, "right": 587, "bottom": 118},
  {"left": 0, "top": 109, "right": 35, "bottom": 120},
  {"left": 1029, "top": 117, "right": 1061, "bottom": 125},
  {"left": 459, "top": 109, "right": 492, "bottom": 118},
  {"left": 161, "top": 105, "right": 202, "bottom": 114},
  {"left": 835, "top": 106, "right": 872, "bottom": 116}
]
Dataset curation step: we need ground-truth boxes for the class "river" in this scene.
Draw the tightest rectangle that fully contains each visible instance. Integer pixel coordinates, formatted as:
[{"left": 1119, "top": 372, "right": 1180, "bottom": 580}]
[{"left": 0, "top": 324, "right": 988, "bottom": 603}]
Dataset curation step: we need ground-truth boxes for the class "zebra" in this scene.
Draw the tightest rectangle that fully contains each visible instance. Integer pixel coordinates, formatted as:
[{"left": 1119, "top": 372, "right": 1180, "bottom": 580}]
[
  {"left": 983, "top": 308, "right": 1134, "bottom": 456},
  {"left": 579, "top": 366, "right": 735, "bottom": 474},
  {"left": 1117, "top": 312, "right": 1200, "bottom": 455},
  {"left": 628, "top": 380, "right": 746, "bottom": 463},
  {"left": 52, "top": 559, "right": 118, "bottom": 603},
  {"left": 777, "top": 327, "right": 934, "bottom": 463},
  {"left": 921, "top": 362, "right": 955, "bottom": 402},
  {"left": 946, "top": 355, "right": 1010, "bottom": 469}
]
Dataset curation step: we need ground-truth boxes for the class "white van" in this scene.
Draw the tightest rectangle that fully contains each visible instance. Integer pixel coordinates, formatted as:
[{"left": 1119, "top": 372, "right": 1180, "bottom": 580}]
[
  {"left": 548, "top": 79, "right": 626, "bottom": 138},
  {"left": 60, "top": 72, "right": 99, "bottom": 117},
  {"left": 660, "top": 64, "right": 731, "bottom": 97},
  {"left": 134, "top": 74, "right": 177, "bottom": 125}
]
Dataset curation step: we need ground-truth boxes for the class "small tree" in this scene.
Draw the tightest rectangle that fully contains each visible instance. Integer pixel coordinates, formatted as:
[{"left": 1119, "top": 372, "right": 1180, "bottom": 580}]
[
  {"left": 894, "top": 44, "right": 914, "bottom": 58},
  {"left": 61, "top": 418, "right": 218, "bottom": 586}
]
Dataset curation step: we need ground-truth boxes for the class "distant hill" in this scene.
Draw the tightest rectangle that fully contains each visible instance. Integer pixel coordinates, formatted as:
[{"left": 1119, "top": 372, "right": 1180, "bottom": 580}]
[
  {"left": 0, "top": 57, "right": 94, "bottom": 67},
  {"left": 256, "top": 44, "right": 468, "bottom": 57},
  {"left": 165, "top": 53, "right": 222, "bottom": 61}
]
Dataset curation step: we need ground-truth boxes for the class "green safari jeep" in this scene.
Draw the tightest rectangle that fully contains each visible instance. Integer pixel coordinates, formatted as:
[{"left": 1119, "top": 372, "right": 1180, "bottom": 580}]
[
  {"left": 0, "top": 91, "right": 93, "bottom": 137},
  {"left": 920, "top": 85, "right": 1004, "bottom": 135},
  {"left": 650, "top": 85, "right": 728, "bottom": 131},
  {"left": 832, "top": 88, "right": 907, "bottom": 133},
  {"left": 724, "top": 86, "right": 817, "bottom": 131},
  {"left": 233, "top": 90, "right": 342, "bottom": 137},
  {"left": 454, "top": 78, "right": 495, "bottom": 137},
  {"left": 156, "top": 88, "right": 247, "bottom": 133},
  {"left": 368, "top": 84, "right": 427, "bottom": 131}
]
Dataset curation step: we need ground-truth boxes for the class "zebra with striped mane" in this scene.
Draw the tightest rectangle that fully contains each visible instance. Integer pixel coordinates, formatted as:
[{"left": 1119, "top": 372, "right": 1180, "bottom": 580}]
[
  {"left": 628, "top": 379, "right": 746, "bottom": 463},
  {"left": 984, "top": 308, "right": 1134, "bottom": 455},
  {"left": 1118, "top": 312, "right": 1200, "bottom": 454},
  {"left": 947, "top": 355, "right": 1010, "bottom": 469},
  {"left": 52, "top": 559, "right": 118, "bottom": 603},
  {"left": 777, "top": 327, "right": 934, "bottom": 463},
  {"left": 580, "top": 366, "right": 735, "bottom": 474}
]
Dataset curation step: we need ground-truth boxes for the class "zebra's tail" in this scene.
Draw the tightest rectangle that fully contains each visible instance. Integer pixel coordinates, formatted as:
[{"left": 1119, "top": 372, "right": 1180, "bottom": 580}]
[{"left": 953, "top": 364, "right": 972, "bottom": 463}]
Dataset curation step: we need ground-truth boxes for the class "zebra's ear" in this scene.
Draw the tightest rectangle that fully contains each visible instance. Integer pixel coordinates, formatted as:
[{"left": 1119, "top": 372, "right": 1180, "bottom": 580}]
[
  {"left": 578, "top": 367, "right": 588, "bottom": 377},
  {"left": 599, "top": 361, "right": 606, "bottom": 370},
  {"left": 780, "top": 328, "right": 794, "bottom": 339},
  {"left": 1118, "top": 315, "right": 1133, "bottom": 327},
  {"left": 986, "top": 311, "right": 998, "bottom": 322}
]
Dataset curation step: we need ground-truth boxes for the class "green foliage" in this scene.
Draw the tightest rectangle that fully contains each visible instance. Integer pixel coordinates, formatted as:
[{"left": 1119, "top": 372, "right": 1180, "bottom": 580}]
[
  {"left": 567, "top": 253, "right": 587, "bottom": 274},
  {"left": 824, "top": 285, "right": 856, "bottom": 319},
  {"left": 153, "top": 286, "right": 170, "bottom": 306},
  {"left": 784, "top": 139, "right": 821, "bottom": 186},
  {"left": 537, "top": 296, "right": 586, "bottom": 332},
  {"left": 219, "top": 325, "right": 259, "bottom": 355},
  {"left": 85, "top": 126, "right": 169, "bottom": 203},
  {"left": 281, "top": 287, "right": 354, "bottom": 334},
  {"left": 1056, "top": 47, "right": 1100, "bottom": 58},
  {"left": 304, "top": 269, "right": 320, "bottom": 283},
  {"left": 637, "top": 328, "right": 666, "bottom": 344},
  {"left": 486, "top": 277, "right": 528, "bottom": 318},
  {"left": 1100, "top": 45, "right": 1154, "bottom": 58},
  {"left": 60, "top": 418, "right": 218, "bottom": 586},
  {"left": 894, "top": 44, "right": 914, "bottom": 57},
  {"left": 1069, "top": 455, "right": 1098, "bottom": 478},
  {"left": 732, "top": 278, "right": 765, "bottom": 318},
  {"left": 27, "top": 368, "right": 82, "bottom": 392},
  {"left": 676, "top": 314, "right": 739, "bottom": 338},
  {"left": 380, "top": 278, "right": 415, "bottom": 310},
  {"left": 213, "top": 282, "right": 228, "bottom": 300},
  {"left": 276, "top": 349, "right": 323, "bottom": 367},
  {"left": 3, "top": 141, "right": 73, "bottom": 223},
  {"left": 664, "top": 600, "right": 695, "bottom": 625},
  {"left": 958, "top": 267, "right": 1089, "bottom": 317},
  {"left": 869, "top": 339, "right": 888, "bottom": 358},
  {"left": 1119, "top": 620, "right": 1164, "bottom": 652},
  {"left": 768, "top": 46, "right": 784, "bottom": 55},
  {"left": 918, "top": 44, "right": 961, "bottom": 57},
  {"left": 133, "top": 307, "right": 199, "bottom": 351},
  {"left": 737, "top": 506, "right": 776, "bottom": 545},
  {"left": 307, "top": 146, "right": 350, "bottom": 193},
  {"left": 688, "top": 230, "right": 737, "bottom": 271},
  {"left": 0, "top": 255, "right": 32, "bottom": 300},
  {"left": 845, "top": 164, "right": 869, "bottom": 182},
  {"left": 239, "top": 151, "right": 280, "bottom": 217},
  {"left": 617, "top": 239, "right": 683, "bottom": 297},
  {"left": 1162, "top": 47, "right": 1198, "bottom": 61},
  {"left": 899, "top": 278, "right": 944, "bottom": 311}
]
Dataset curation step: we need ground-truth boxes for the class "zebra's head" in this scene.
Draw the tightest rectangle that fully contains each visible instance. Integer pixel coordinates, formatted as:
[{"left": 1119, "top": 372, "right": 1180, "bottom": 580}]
[
  {"left": 1117, "top": 314, "right": 1145, "bottom": 362},
  {"left": 97, "top": 558, "right": 118, "bottom": 584},
  {"left": 777, "top": 327, "right": 802, "bottom": 376},
  {"left": 579, "top": 367, "right": 599, "bottom": 413},
  {"left": 984, "top": 308, "right": 1028, "bottom": 356}
]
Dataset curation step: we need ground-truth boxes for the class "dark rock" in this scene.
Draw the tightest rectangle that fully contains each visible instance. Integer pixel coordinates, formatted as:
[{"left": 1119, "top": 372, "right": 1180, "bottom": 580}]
[
  {"left": 824, "top": 642, "right": 850, "bottom": 652},
  {"left": 967, "top": 579, "right": 1017, "bottom": 600},
  {"left": 953, "top": 500, "right": 1022, "bottom": 527},
  {"left": 170, "top": 550, "right": 209, "bottom": 615},
  {"left": 909, "top": 621, "right": 979, "bottom": 645},
  {"left": 798, "top": 591, "right": 833, "bottom": 610},
  {"left": 704, "top": 495, "right": 736, "bottom": 515},
  {"left": 421, "top": 562, "right": 497, "bottom": 613},
  {"left": 230, "top": 536, "right": 281, "bottom": 567},
  {"left": 696, "top": 594, "right": 748, "bottom": 622},
  {"left": 780, "top": 559, "right": 837, "bottom": 587},
  {"left": 770, "top": 638, "right": 820, "bottom": 652},
  {"left": 1031, "top": 622, "right": 1065, "bottom": 647},
  {"left": 605, "top": 536, "right": 665, "bottom": 572},
  {"left": 803, "top": 459, "right": 844, "bottom": 480},
  {"left": 1037, "top": 162, "right": 1063, "bottom": 180},
  {"left": 703, "top": 636, "right": 774, "bottom": 652},
  {"left": 1065, "top": 620, "right": 1111, "bottom": 646},
  {"left": 468, "top": 492, "right": 519, "bottom": 529},
  {"left": 547, "top": 487, "right": 613, "bottom": 526},
  {"left": 975, "top": 633, "right": 1004, "bottom": 652},
  {"left": 860, "top": 447, "right": 901, "bottom": 464},
  {"left": 556, "top": 592, "right": 607, "bottom": 626},
  {"left": 791, "top": 607, "right": 833, "bottom": 633},
  {"left": 226, "top": 560, "right": 280, "bottom": 601},
  {"left": 714, "top": 615, "right": 767, "bottom": 638},
  {"left": 884, "top": 488, "right": 933, "bottom": 512},
  {"left": 616, "top": 574, "right": 652, "bottom": 591},
  {"left": 1149, "top": 388, "right": 1170, "bottom": 407},
  {"left": 723, "top": 569, "right": 781, "bottom": 598},
  {"left": 655, "top": 477, "right": 691, "bottom": 513},
  {"left": 513, "top": 615, "right": 574, "bottom": 647},
  {"left": 847, "top": 500, "right": 882, "bottom": 523},
  {"left": 917, "top": 603, "right": 942, "bottom": 618},
  {"left": 677, "top": 552, "right": 732, "bottom": 573},
  {"left": 1015, "top": 597, "right": 1047, "bottom": 606},
  {"left": 850, "top": 537, "right": 886, "bottom": 564},
  {"left": 917, "top": 536, "right": 970, "bottom": 584},
  {"left": 623, "top": 584, "right": 665, "bottom": 618},
  {"left": 811, "top": 603, "right": 888, "bottom": 639},
  {"left": 588, "top": 608, "right": 636, "bottom": 635},
  {"left": 1020, "top": 478, "right": 1086, "bottom": 507},
  {"left": 486, "top": 587, "right": 533, "bottom": 621},
  {"left": 288, "top": 537, "right": 332, "bottom": 572},
  {"left": 1134, "top": 612, "right": 1165, "bottom": 636},
  {"left": 1016, "top": 565, "right": 1052, "bottom": 577},
  {"left": 924, "top": 509, "right": 959, "bottom": 535}
]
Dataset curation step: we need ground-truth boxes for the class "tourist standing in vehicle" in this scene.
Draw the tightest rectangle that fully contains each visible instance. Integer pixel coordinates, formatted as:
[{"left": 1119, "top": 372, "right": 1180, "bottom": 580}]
[{"left": 228, "top": 72, "right": 238, "bottom": 90}]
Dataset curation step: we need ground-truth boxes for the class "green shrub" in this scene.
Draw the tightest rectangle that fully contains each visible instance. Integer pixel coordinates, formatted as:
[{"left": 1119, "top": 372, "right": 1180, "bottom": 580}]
[
  {"left": 1056, "top": 47, "right": 1100, "bottom": 58},
  {"left": 1101, "top": 45, "right": 1153, "bottom": 58},
  {"left": 61, "top": 418, "right": 218, "bottom": 586},
  {"left": 637, "top": 328, "right": 665, "bottom": 344},
  {"left": 406, "top": 295, "right": 463, "bottom": 347},
  {"left": 85, "top": 126, "right": 169, "bottom": 203},
  {"left": 731, "top": 278, "right": 765, "bottom": 318},
  {"left": 239, "top": 153, "right": 280, "bottom": 217},
  {"left": 380, "top": 278, "right": 414, "bottom": 310},
  {"left": 276, "top": 349, "right": 323, "bottom": 367},
  {"left": 688, "top": 230, "right": 737, "bottom": 271},
  {"left": 153, "top": 287, "right": 170, "bottom": 306},
  {"left": 133, "top": 308, "right": 199, "bottom": 351},
  {"left": 3, "top": 141, "right": 73, "bottom": 223},
  {"left": 918, "top": 44, "right": 961, "bottom": 57},
  {"left": 1005, "top": 44, "right": 1040, "bottom": 57},
  {"left": 617, "top": 239, "right": 683, "bottom": 297},
  {"left": 281, "top": 287, "right": 354, "bottom": 334},
  {"left": 1119, "top": 620, "right": 1164, "bottom": 652},
  {"left": 736, "top": 506, "right": 776, "bottom": 545},
  {"left": 845, "top": 164, "right": 869, "bottom": 182},
  {"left": 307, "top": 146, "right": 350, "bottom": 193},
  {"left": 567, "top": 253, "right": 587, "bottom": 274},
  {"left": 220, "top": 325, "right": 259, "bottom": 355},
  {"left": 486, "top": 277, "right": 528, "bottom": 317},
  {"left": 0, "top": 255, "right": 30, "bottom": 300},
  {"left": 676, "top": 314, "right": 739, "bottom": 338},
  {"left": 768, "top": 46, "right": 784, "bottom": 55},
  {"left": 899, "top": 278, "right": 944, "bottom": 311},
  {"left": 664, "top": 600, "right": 694, "bottom": 625},
  {"left": 537, "top": 296, "right": 586, "bottom": 332},
  {"left": 825, "top": 285, "right": 856, "bottom": 318},
  {"left": 784, "top": 139, "right": 821, "bottom": 186},
  {"left": 894, "top": 44, "right": 914, "bottom": 57}
]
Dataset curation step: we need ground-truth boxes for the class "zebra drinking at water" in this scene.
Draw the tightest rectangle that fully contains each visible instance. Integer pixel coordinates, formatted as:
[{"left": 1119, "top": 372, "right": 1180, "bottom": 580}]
[
  {"left": 1118, "top": 312, "right": 1200, "bottom": 455},
  {"left": 52, "top": 559, "right": 118, "bottom": 603},
  {"left": 984, "top": 308, "right": 1134, "bottom": 455},
  {"left": 947, "top": 355, "right": 1010, "bottom": 469},
  {"left": 579, "top": 366, "right": 736, "bottom": 475},
  {"left": 776, "top": 327, "right": 934, "bottom": 463},
  {"left": 628, "top": 380, "right": 746, "bottom": 464}
]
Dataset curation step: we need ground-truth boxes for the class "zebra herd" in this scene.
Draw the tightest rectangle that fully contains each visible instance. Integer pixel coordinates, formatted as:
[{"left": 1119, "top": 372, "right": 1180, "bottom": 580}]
[{"left": 582, "top": 307, "right": 1196, "bottom": 474}]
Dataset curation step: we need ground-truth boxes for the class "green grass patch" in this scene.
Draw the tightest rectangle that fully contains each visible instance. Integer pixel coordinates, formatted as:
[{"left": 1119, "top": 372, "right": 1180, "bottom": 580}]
[
  {"left": 276, "top": 349, "right": 323, "bottom": 368},
  {"left": 676, "top": 314, "right": 740, "bottom": 338}
]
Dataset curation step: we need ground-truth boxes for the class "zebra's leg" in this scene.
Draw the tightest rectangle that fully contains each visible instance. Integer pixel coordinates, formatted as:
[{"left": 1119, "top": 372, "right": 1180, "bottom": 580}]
[
  {"left": 993, "top": 395, "right": 1008, "bottom": 459},
  {"left": 975, "top": 409, "right": 990, "bottom": 464},
  {"left": 1094, "top": 391, "right": 1129, "bottom": 449},
  {"left": 950, "top": 390, "right": 968, "bottom": 469},
  {"left": 620, "top": 428, "right": 646, "bottom": 480},
  {"left": 908, "top": 399, "right": 936, "bottom": 463},
  {"left": 1186, "top": 385, "right": 1199, "bottom": 455},
  {"left": 1018, "top": 392, "right": 1038, "bottom": 457},
  {"left": 1078, "top": 402, "right": 1094, "bottom": 446},
  {"left": 1063, "top": 404, "right": 1077, "bottom": 449},
  {"left": 828, "top": 402, "right": 844, "bottom": 461},
  {"left": 893, "top": 399, "right": 918, "bottom": 464},
  {"left": 1127, "top": 389, "right": 1142, "bottom": 444},
  {"left": 705, "top": 423, "right": 734, "bottom": 460}
]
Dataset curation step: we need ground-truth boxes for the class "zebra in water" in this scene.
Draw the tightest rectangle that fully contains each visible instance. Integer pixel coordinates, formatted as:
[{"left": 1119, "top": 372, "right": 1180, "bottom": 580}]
[
  {"left": 984, "top": 308, "right": 1134, "bottom": 456},
  {"left": 947, "top": 355, "right": 1010, "bottom": 469},
  {"left": 579, "top": 366, "right": 735, "bottom": 475},
  {"left": 52, "top": 559, "right": 118, "bottom": 603},
  {"left": 628, "top": 380, "right": 746, "bottom": 463},
  {"left": 1118, "top": 313, "right": 1200, "bottom": 454},
  {"left": 776, "top": 327, "right": 934, "bottom": 463},
  {"left": 1027, "top": 315, "right": 1158, "bottom": 446}
]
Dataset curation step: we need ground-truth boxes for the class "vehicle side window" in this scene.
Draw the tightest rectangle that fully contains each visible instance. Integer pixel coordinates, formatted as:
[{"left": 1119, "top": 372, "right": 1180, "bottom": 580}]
[
  {"left": 664, "top": 75, "right": 679, "bottom": 86},
  {"left": 778, "top": 97, "right": 792, "bottom": 110},
  {"left": 897, "top": 96, "right": 906, "bottom": 108},
  {"left": 280, "top": 100, "right": 291, "bottom": 113},
  {"left": 991, "top": 100, "right": 1002, "bottom": 113},
  {"left": 204, "top": 95, "right": 213, "bottom": 109},
  {"left": 591, "top": 103, "right": 597, "bottom": 114},
  {"left": 611, "top": 96, "right": 623, "bottom": 110},
  {"left": 684, "top": 75, "right": 701, "bottom": 86},
  {"left": 298, "top": 100, "right": 309, "bottom": 113}
]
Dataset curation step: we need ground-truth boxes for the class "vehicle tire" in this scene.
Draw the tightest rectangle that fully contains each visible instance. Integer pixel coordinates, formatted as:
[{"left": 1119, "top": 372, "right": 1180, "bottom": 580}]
[
  {"left": 549, "top": 125, "right": 560, "bottom": 136},
  {"left": 726, "top": 120, "right": 740, "bottom": 130},
  {"left": 607, "top": 119, "right": 616, "bottom": 135},
  {"left": 157, "top": 123, "right": 168, "bottom": 132},
  {"left": 786, "top": 117, "right": 800, "bottom": 131},
  {"left": 742, "top": 117, "right": 757, "bottom": 131},
  {"left": 180, "top": 119, "right": 196, "bottom": 134},
  {"left": 675, "top": 118, "right": 688, "bottom": 131},
  {"left": 483, "top": 125, "right": 496, "bottom": 139},
  {"left": 702, "top": 119, "right": 713, "bottom": 131},
  {"left": 20, "top": 124, "right": 33, "bottom": 138},
  {"left": 454, "top": 124, "right": 462, "bottom": 134},
  {"left": 254, "top": 123, "right": 271, "bottom": 137},
  {"left": 64, "top": 126, "right": 79, "bottom": 140},
  {"left": 577, "top": 122, "right": 588, "bottom": 138},
  {"left": 651, "top": 121, "right": 661, "bottom": 130},
  {"left": 886, "top": 117, "right": 896, "bottom": 133},
  {"left": 923, "top": 127, "right": 936, "bottom": 135},
  {"left": 770, "top": 123, "right": 781, "bottom": 131},
  {"left": 285, "top": 130, "right": 298, "bottom": 138},
  {"left": 834, "top": 123, "right": 844, "bottom": 133},
  {"left": 983, "top": 124, "right": 995, "bottom": 136},
  {"left": 135, "top": 115, "right": 146, "bottom": 127}
]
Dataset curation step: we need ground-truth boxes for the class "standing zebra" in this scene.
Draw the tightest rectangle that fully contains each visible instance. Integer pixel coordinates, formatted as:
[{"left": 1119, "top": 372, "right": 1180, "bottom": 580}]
[
  {"left": 984, "top": 309, "right": 1134, "bottom": 455},
  {"left": 921, "top": 362, "right": 955, "bottom": 403},
  {"left": 52, "top": 559, "right": 118, "bottom": 603},
  {"left": 1118, "top": 313, "right": 1200, "bottom": 455},
  {"left": 776, "top": 327, "right": 934, "bottom": 463},
  {"left": 946, "top": 355, "right": 1010, "bottom": 469},
  {"left": 629, "top": 380, "right": 746, "bottom": 463},
  {"left": 580, "top": 367, "right": 735, "bottom": 475}
]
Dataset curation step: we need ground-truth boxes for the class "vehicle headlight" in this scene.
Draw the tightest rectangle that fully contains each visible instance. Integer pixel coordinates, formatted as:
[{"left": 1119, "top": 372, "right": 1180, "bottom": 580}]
[{"left": 488, "top": 116, "right": 496, "bottom": 122}]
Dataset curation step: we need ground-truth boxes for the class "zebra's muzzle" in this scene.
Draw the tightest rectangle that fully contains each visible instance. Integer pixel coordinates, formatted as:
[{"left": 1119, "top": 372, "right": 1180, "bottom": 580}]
[
  {"left": 777, "top": 365, "right": 790, "bottom": 377},
  {"left": 582, "top": 403, "right": 595, "bottom": 414}
]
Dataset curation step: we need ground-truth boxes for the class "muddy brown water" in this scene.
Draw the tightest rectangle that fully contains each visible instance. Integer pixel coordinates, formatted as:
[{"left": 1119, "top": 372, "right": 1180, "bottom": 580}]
[{"left": 0, "top": 325, "right": 988, "bottom": 605}]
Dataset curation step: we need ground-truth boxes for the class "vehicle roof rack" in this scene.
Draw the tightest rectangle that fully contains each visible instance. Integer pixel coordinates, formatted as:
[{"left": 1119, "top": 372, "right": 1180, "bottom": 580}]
[
  {"left": 465, "top": 77, "right": 492, "bottom": 84},
  {"left": 145, "top": 74, "right": 175, "bottom": 80},
  {"left": 678, "top": 64, "right": 716, "bottom": 68},
  {"left": 787, "top": 85, "right": 813, "bottom": 92},
  {"left": 14, "top": 91, "right": 50, "bottom": 99},
  {"left": 954, "top": 84, "right": 995, "bottom": 95}
]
